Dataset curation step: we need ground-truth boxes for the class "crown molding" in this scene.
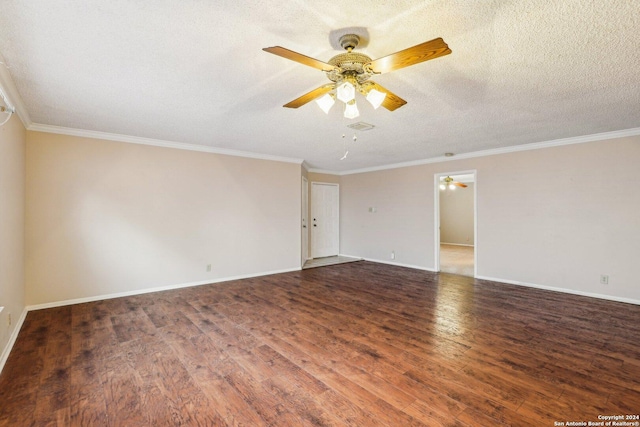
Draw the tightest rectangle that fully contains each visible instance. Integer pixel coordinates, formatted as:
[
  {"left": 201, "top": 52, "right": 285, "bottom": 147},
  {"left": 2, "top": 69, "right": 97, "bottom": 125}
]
[
  {"left": 27, "top": 123, "right": 305, "bottom": 165},
  {"left": 24, "top": 124, "right": 640, "bottom": 174},
  {"left": 0, "top": 53, "right": 32, "bottom": 128},
  {"left": 306, "top": 168, "right": 342, "bottom": 175},
  {"left": 337, "top": 127, "right": 640, "bottom": 176},
  {"left": 5, "top": 55, "right": 638, "bottom": 175}
]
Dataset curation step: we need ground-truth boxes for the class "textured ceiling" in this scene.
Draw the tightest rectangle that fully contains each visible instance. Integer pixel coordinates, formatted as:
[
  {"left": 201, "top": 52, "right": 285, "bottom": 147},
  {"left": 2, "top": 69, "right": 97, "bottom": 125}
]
[{"left": 1, "top": 0, "right": 639, "bottom": 171}]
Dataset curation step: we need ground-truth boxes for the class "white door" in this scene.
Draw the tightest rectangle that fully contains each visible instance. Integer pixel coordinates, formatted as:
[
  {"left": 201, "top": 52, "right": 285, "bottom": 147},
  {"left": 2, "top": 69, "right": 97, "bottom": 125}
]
[
  {"left": 311, "top": 183, "right": 339, "bottom": 258},
  {"left": 301, "top": 177, "right": 309, "bottom": 264}
]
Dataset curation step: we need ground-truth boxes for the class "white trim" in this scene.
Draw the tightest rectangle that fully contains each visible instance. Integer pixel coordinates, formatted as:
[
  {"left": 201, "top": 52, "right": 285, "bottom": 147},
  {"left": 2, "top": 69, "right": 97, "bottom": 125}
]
[
  {"left": 301, "top": 176, "right": 309, "bottom": 267},
  {"left": 434, "top": 174, "right": 440, "bottom": 272},
  {"left": 344, "top": 256, "right": 437, "bottom": 272},
  {"left": 27, "top": 123, "right": 304, "bottom": 165},
  {"left": 337, "top": 253, "right": 364, "bottom": 260},
  {"left": 310, "top": 181, "right": 340, "bottom": 186},
  {"left": 307, "top": 168, "right": 341, "bottom": 175},
  {"left": 26, "top": 267, "right": 301, "bottom": 312},
  {"left": 475, "top": 275, "right": 640, "bottom": 306},
  {"left": 6, "top": 81, "right": 637, "bottom": 175},
  {"left": 0, "top": 308, "right": 28, "bottom": 375},
  {"left": 473, "top": 172, "right": 478, "bottom": 278},
  {"left": 332, "top": 127, "right": 640, "bottom": 176}
]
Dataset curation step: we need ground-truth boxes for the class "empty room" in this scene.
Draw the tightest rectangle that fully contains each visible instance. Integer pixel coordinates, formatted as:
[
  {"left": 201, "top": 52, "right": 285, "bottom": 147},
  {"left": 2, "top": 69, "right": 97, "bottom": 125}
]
[{"left": 1, "top": 1, "right": 639, "bottom": 426}]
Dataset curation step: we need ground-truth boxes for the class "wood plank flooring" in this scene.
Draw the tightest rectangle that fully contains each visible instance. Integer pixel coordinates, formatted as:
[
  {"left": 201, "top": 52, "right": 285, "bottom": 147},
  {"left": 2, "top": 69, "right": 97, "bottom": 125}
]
[{"left": 1, "top": 261, "right": 639, "bottom": 426}]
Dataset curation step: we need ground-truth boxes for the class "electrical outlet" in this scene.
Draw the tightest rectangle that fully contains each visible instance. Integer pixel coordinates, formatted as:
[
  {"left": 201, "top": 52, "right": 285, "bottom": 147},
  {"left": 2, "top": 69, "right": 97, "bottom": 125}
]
[
  {"left": 7, "top": 312, "right": 12, "bottom": 327},
  {"left": 600, "top": 275, "right": 609, "bottom": 285},
  {"left": 391, "top": 251, "right": 395, "bottom": 260},
  {"left": 206, "top": 264, "right": 212, "bottom": 272}
]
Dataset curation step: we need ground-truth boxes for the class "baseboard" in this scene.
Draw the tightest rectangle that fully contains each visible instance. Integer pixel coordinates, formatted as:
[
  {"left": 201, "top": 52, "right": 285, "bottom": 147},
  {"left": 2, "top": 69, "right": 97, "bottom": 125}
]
[
  {"left": 26, "top": 266, "right": 301, "bottom": 312},
  {"left": 337, "top": 254, "right": 363, "bottom": 260},
  {"left": 0, "top": 307, "right": 28, "bottom": 375},
  {"left": 338, "top": 254, "right": 366, "bottom": 262},
  {"left": 475, "top": 275, "right": 640, "bottom": 306},
  {"left": 349, "top": 256, "right": 437, "bottom": 273}
]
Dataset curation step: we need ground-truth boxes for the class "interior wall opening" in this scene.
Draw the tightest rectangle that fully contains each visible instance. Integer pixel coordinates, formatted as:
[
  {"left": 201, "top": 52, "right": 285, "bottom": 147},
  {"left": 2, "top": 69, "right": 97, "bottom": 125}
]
[{"left": 435, "top": 171, "right": 476, "bottom": 277}]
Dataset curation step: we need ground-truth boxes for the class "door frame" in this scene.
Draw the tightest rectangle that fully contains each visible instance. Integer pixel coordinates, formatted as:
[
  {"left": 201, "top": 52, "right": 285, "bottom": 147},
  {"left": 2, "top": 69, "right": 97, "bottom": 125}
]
[
  {"left": 434, "top": 170, "right": 477, "bottom": 276},
  {"left": 301, "top": 176, "right": 309, "bottom": 266},
  {"left": 311, "top": 181, "right": 340, "bottom": 259}
]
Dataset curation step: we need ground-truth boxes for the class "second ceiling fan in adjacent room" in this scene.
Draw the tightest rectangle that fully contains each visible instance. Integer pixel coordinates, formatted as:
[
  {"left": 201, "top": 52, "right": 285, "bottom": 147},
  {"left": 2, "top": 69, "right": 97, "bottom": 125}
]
[{"left": 440, "top": 176, "right": 468, "bottom": 190}]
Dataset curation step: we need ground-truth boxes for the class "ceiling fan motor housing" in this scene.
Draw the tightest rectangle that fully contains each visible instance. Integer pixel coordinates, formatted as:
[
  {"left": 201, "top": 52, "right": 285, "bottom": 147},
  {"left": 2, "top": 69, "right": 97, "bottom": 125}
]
[
  {"left": 339, "top": 34, "right": 360, "bottom": 51},
  {"left": 326, "top": 52, "right": 374, "bottom": 84},
  {"left": 328, "top": 34, "right": 375, "bottom": 85}
]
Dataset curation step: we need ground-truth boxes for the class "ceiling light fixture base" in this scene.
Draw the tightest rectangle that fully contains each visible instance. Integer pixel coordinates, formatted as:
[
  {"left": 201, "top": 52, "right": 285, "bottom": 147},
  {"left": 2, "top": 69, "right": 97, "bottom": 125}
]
[{"left": 339, "top": 34, "right": 360, "bottom": 51}]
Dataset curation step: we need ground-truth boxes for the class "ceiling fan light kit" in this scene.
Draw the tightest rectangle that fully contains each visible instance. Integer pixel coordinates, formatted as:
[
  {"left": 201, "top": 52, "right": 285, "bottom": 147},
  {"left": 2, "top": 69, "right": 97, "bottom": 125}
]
[
  {"left": 366, "top": 88, "right": 386, "bottom": 109},
  {"left": 440, "top": 182, "right": 456, "bottom": 190},
  {"left": 336, "top": 80, "right": 356, "bottom": 103},
  {"left": 343, "top": 99, "right": 360, "bottom": 119},
  {"left": 315, "top": 93, "right": 335, "bottom": 114},
  {"left": 263, "top": 33, "right": 451, "bottom": 119},
  {"left": 440, "top": 176, "right": 468, "bottom": 191}
]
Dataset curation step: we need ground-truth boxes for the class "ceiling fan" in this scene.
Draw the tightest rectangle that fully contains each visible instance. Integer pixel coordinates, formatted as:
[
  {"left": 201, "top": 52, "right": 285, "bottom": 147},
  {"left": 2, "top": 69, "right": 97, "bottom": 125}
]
[
  {"left": 262, "top": 33, "right": 451, "bottom": 118},
  {"left": 440, "top": 176, "right": 467, "bottom": 190}
]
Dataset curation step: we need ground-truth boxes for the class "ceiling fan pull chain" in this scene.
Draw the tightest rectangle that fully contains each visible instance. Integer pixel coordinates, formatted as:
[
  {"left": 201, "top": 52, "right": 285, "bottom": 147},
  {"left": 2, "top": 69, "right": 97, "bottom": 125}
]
[{"left": 341, "top": 135, "right": 349, "bottom": 160}]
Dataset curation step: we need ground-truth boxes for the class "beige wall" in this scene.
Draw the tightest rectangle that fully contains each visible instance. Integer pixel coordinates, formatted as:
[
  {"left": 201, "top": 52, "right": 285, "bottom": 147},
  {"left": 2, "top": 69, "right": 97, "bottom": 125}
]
[
  {"left": 440, "top": 182, "right": 475, "bottom": 245},
  {"left": 8, "top": 123, "right": 640, "bottom": 314},
  {"left": 340, "top": 165, "right": 432, "bottom": 266},
  {"left": 25, "top": 132, "right": 301, "bottom": 306},
  {"left": 0, "top": 114, "right": 26, "bottom": 365},
  {"left": 341, "top": 136, "right": 640, "bottom": 302}
]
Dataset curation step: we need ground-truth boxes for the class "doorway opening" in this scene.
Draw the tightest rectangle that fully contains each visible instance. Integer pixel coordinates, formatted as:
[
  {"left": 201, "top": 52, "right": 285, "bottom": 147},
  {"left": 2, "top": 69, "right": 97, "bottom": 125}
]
[{"left": 435, "top": 171, "right": 477, "bottom": 277}]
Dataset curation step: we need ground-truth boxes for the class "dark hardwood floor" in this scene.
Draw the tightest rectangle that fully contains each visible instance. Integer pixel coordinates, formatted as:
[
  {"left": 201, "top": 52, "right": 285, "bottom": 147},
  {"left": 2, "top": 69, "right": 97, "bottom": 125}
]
[{"left": 1, "top": 261, "right": 639, "bottom": 426}]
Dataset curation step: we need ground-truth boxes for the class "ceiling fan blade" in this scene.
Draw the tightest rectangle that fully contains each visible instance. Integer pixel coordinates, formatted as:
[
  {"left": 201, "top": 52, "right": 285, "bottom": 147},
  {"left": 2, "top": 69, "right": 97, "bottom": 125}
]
[
  {"left": 366, "top": 38, "right": 451, "bottom": 74},
  {"left": 453, "top": 182, "right": 468, "bottom": 188},
  {"left": 367, "top": 81, "right": 407, "bottom": 111},
  {"left": 263, "top": 46, "right": 336, "bottom": 72},
  {"left": 283, "top": 84, "right": 335, "bottom": 108}
]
